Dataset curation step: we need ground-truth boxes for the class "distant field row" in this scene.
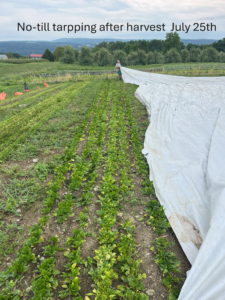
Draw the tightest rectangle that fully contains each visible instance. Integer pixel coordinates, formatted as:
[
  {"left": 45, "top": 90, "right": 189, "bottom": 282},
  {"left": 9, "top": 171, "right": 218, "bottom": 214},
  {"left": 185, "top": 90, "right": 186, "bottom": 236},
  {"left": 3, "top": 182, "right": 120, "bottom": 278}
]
[{"left": 1, "top": 61, "right": 225, "bottom": 84}]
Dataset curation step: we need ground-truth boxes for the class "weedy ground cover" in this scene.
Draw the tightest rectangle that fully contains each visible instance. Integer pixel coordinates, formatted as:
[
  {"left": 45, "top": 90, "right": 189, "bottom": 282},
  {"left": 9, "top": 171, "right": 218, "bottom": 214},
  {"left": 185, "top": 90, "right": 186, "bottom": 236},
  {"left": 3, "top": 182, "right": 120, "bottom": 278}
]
[
  {"left": 1, "top": 62, "right": 225, "bottom": 86},
  {"left": 0, "top": 77, "right": 190, "bottom": 300}
]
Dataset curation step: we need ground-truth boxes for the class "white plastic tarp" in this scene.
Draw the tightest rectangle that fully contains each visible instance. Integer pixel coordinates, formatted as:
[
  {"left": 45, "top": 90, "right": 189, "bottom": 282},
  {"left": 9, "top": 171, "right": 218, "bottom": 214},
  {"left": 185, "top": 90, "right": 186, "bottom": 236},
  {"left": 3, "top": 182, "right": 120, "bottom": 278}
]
[{"left": 121, "top": 67, "right": 225, "bottom": 300}]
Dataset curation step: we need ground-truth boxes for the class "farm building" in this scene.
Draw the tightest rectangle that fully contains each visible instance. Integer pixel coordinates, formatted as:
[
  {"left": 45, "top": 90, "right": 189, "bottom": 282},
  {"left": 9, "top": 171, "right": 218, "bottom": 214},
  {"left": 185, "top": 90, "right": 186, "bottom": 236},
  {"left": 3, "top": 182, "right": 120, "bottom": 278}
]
[
  {"left": 0, "top": 55, "right": 8, "bottom": 59},
  {"left": 30, "top": 54, "right": 42, "bottom": 59}
]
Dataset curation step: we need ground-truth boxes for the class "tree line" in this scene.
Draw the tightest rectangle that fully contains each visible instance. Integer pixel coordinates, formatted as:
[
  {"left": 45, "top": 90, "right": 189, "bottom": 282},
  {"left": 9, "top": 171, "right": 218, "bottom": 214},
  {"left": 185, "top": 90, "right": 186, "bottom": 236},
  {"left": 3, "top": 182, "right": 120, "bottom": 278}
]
[{"left": 34, "top": 33, "right": 225, "bottom": 65}]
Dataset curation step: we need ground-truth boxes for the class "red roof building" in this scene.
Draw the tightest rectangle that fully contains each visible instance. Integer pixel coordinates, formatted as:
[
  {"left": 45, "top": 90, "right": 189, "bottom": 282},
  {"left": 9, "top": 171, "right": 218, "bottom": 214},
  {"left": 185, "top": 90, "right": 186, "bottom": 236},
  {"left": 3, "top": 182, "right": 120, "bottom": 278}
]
[{"left": 30, "top": 54, "right": 42, "bottom": 59}]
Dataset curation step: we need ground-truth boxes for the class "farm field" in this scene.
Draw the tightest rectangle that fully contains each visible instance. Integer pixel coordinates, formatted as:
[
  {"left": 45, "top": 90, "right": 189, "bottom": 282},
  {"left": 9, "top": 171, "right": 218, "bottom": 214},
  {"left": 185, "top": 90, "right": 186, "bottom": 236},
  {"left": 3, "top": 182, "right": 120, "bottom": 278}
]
[
  {"left": 1, "top": 61, "right": 225, "bottom": 85},
  {"left": 0, "top": 75, "right": 191, "bottom": 300}
]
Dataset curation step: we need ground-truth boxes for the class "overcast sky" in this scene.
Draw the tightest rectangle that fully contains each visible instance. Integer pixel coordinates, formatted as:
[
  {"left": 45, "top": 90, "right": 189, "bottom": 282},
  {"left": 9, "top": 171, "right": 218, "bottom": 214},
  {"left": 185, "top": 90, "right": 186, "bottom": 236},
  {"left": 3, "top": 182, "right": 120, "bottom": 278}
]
[{"left": 0, "top": 0, "right": 225, "bottom": 41}]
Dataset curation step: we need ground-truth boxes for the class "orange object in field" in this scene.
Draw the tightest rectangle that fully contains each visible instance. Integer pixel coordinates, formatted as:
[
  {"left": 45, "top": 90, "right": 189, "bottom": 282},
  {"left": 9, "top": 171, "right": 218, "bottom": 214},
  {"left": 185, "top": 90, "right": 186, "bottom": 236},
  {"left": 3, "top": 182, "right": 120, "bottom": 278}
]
[
  {"left": 36, "top": 87, "right": 41, "bottom": 89},
  {"left": 24, "top": 90, "right": 30, "bottom": 92},
  {"left": 42, "top": 80, "right": 49, "bottom": 87},
  {"left": 0, "top": 92, "right": 6, "bottom": 100},
  {"left": 14, "top": 92, "right": 23, "bottom": 95}
]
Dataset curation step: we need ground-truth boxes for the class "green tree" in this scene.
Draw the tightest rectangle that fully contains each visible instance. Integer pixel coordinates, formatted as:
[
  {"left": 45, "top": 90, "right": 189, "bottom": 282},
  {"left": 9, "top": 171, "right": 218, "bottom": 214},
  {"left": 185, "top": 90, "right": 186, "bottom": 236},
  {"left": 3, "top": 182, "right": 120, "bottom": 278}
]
[
  {"left": 113, "top": 50, "right": 127, "bottom": 66},
  {"left": 42, "top": 49, "right": 54, "bottom": 61},
  {"left": 92, "top": 46, "right": 100, "bottom": 53},
  {"left": 97, "top": 41, "right": 108, "bottom": 48},
  {"left": 153, "top": 51, "right": 164, "bottom": 64},
  {"left": 7, "top": 53, "right": 14, "bottom": 59},
  {"left": 189, "top": 48, "right": 201, "bottom": 62},
  {"left": 93, "top": 51, "right": 100, "bottom": 61},
  {"left": 180, "top": 41, "right": 186, "bottom": 50},
  {"left": 148, "top": 39, "right": 164, "bottom": 52},
  {"left": 79, "top": 47, "right": 93, "bottom": 65},
  {"left": 135, "top": 49, "right": 147, "bottom": 65},
  {"left": 218, "top": 51, "right": 225, "bottom": 63},
  {"left": 147, "top": 51, "right": 164, "bottom": 64},
  {"left": 127, "top": 52, "right": 138, "bottom": 65},
  {"left": 74, "top": 49, "right": 79, "bottom": 60},
  {"left": 146, "top": 52, "right": 155, "bottom": 64},
  {"left": 97, "top": 48, "right": 112, "bottom": 66},
  {"left": 60, "top": 46, "right": 75, "bottom": 64},
  {"left": 187, "top": 43, "right": 199, "bottom": 51},
  {"left": 108, "top": 42, "right": 117, "bottom": 52},
  {"left": 212, "top": 38, "right": 225, "bottom": 52},
  {"left": 137, "top": 40, "right": 148, "bottom": 52},
  {"left": 12, "top": 53, "right": 22, "bottom": 58},
  {"left": 124, "top": 43, "right": 137, "bottom": 54},
  {"left": 180, "top": 49, "right": 189, "bottom": 63},
  {"left": 164, "top": 48, "right": 182, "bottom": 63},
  {"left": 162, "top": 32, "right": 181, "bottom": 54},
  {"left": 199, "top": 47, "right": 219, "bottom": 62},
  {"left": 53, "top": 46, "right": 64, "bottom": 61},
  {"left": 115, "top": 41, "right": 125, "bottom": 50}
]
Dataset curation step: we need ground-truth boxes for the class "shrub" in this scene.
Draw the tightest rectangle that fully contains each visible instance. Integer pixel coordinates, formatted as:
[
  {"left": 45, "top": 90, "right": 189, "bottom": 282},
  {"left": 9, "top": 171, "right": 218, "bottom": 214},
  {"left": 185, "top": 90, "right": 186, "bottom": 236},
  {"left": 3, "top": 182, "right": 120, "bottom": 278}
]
[
  {"left": 60, "top": 46, "right": 75, "bottom": 64},
  {"left": 42, "top": 49, "right": 54, "bottom": 62},
  {"left": 113, "top": 50, "right": 127, "bottom": 66},
  {"left": 146, "top": 52, "right": 155, "bottom": 64},
  {"left": 164, "top": 48, "right": 182, "bottom": 63},
  {"left": 53, "top": 46, "right": 64, "bottom": 61},
  {"left": 127, "top": 51, "right": 138, "bottom": 65},
  {"left": 97, "top": 48, "right": 112, "bottom": 66},
  {"left": 136, "top": 49, "right": 147, "bottom": 65},
  {"left": 218, "top": 51, "right": 225, "bottom": 63},
  {"left": 199, "top": 47, "right": 219, "bottom": 62},
  {"left": 74, "top": 49, "right": 79, "bottom": 60},
  {"left": 146, "top": 51, "right": 164, "bottom": 64},
  {"left": 78, "top": 47, "right": 93, "bottom": 65},
  {"left": 180, "top": 49, "right": 189, "bottom": 63},
  {"left": 189, "top": 48, "right": 201, "bottom": 62}
]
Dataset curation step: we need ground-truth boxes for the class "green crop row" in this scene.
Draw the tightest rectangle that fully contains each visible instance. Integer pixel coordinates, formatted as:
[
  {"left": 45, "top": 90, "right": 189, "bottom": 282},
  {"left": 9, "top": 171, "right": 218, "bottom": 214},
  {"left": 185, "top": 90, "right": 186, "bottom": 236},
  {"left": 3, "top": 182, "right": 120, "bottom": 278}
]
[
  {"left": 41, "top": 81, "right": 107, "bottom": 214},
  {"left": 0, "top": 82, "right": 107, "bottom": 297},
  {"left": 54, "top": 82, "right": 110, "bottom": 223},
  {"left": 31, "top": 236, "right": 60, "bottom": 299},
  {"left": 0, "top": 85, "right": 55, "bottom": 107},
  {"left": 0, "top": 82, "right": 85, "bottom": 150},
  {"left": 54, "top": 82, "right": 111, "bottom": 299},
  {"left": 0, "top": 83, "right": 69, "bottom": 118},
  {"left": 122, "top": 90, "right": 181, "bottom": 299},
  {"left": 87, "top": 86, "right": 148, "bottom": 299},
  {"left": 0, "top": 81, "right": 92, "bottom": 162}
]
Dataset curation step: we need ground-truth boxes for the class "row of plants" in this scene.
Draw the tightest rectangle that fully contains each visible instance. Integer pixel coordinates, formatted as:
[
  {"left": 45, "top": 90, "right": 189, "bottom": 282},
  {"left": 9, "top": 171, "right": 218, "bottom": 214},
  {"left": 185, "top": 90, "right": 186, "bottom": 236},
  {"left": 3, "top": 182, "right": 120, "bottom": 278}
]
[
  {"left": 0, "top": 81, "right": 89, "bottom": 162},
  {"left": 30, "top": 236, "right": 60, "bottom": 299},
  {"left": 59, "top": 211, "right": 91, "bottom": 299},
  {"left": 58, "top": 43, "right": 225, "bottom": 67},
  {"left": 122, "top": 89, "right": 181, "bottom": 299},
  {"left": 87, "top": 86, "right": 148, "bottom": 299},
  {"left": 41, "top": 83, "right": 111, "bottom": 299},
  {"left": 114, "top": 89, "right": 148, "bottom": 299},
  {"left": 54, "top": 82, "right": 110, "bottom": 223},
  {"left": 0, "top": 84, "right": 54, "bottom": 107},
  {"left": 0, "top": 82, "right": 107, "bottom": 297},
  {"left": 0, "top": 83, "right": 69, "bottom": 118},
  {"left": 56, "top": 85, "right": 112, "bottom": 299},
  {"left": 41, "top": 81, "right": 107, "bottom": 213},
  {"left": 0, "top": 82, "right": 83, "bottom": 139},
  {"left": 21, "top": 95, "right": 109, "bottom": 297}
]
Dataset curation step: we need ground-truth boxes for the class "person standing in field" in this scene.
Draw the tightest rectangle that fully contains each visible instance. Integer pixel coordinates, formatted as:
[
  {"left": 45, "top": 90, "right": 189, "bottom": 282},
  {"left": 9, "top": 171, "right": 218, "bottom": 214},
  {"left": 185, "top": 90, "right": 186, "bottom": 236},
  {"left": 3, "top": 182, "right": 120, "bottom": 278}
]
[{"left": 115, "top": 60, "right": 122, "bottom": 80}]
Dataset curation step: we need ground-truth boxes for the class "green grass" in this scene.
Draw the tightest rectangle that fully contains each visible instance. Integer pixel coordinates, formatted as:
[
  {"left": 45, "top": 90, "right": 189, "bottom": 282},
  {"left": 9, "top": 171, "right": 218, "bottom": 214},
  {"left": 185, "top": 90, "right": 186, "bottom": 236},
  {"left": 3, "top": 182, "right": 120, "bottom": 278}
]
[
  {"left": 0, "top": 83, "right": 69, "bottom": 121},
  {"left": 1, "top": 61, "right": 225, "bottom": 86},
  {"left": 2, "top": 79, "right": 103, "bottom": 161},
  {"left": 0, "top": 221, "right": 24, "bottom": 260},
  {"left": 0, "top": 61, "right": 58, "bottom": 78}
]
